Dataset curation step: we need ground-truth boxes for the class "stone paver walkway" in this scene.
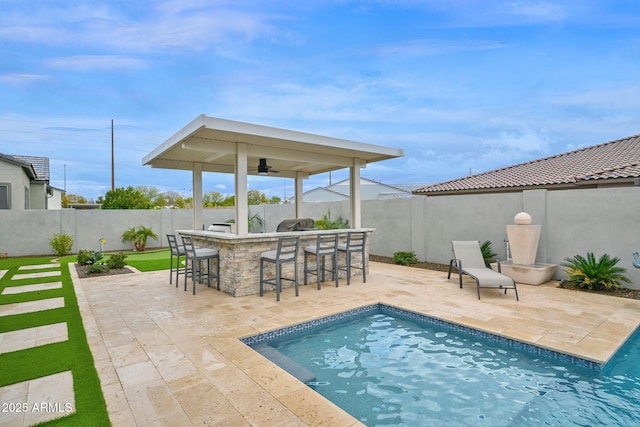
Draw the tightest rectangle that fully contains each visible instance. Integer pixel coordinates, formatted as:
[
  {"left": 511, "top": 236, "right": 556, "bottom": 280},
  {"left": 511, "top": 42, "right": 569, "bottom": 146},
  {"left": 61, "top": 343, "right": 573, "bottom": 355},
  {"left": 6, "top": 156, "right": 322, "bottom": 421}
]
[
  {"left": 0, "top": 322, "right": 68, "bottom": 355},
  {"left": 11, "top": 271, "right": 61, "bottom": 281},
  {"left": 0, "top": 263, "right": 75, "bottom": 427},
  {"left": 0, "top": 371, "right": 75, "bottom": 427},
  {"left": 0, "top": 297, "right": 65, "bottom": 317},
  {"left": 2, "top": 282, "right": 63, "bottom": 295}
]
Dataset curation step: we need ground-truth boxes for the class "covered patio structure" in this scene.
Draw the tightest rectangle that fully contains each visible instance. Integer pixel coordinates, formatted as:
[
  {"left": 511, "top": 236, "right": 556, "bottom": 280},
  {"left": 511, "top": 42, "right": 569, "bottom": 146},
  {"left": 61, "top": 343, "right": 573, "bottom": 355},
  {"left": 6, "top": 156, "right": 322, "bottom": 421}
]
[{"left": 142, "top": 114, "right": 404, "bottom": 234}]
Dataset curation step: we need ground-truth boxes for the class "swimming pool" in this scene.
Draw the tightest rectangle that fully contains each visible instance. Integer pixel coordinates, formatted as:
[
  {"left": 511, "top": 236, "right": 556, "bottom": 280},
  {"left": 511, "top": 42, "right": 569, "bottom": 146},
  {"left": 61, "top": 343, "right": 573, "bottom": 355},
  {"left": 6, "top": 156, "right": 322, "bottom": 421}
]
[{"left": 243, "top": 304, "right": 640, "bottom": 426}]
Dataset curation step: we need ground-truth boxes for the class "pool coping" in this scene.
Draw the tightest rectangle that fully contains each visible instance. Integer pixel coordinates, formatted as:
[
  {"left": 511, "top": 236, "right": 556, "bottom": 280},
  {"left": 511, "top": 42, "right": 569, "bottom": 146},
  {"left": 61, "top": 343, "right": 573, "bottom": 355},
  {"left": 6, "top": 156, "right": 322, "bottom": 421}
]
[{"left": 241, "top": 302, "right": 607, "bottom": 370}]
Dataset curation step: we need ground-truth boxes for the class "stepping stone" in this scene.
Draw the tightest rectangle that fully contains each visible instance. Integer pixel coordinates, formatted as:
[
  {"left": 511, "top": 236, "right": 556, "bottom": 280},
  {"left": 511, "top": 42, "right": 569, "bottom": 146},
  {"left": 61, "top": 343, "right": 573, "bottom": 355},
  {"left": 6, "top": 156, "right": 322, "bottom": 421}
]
[
  {"left": 0, "top": 297, "right": 65, "bottom": 317},
  {"left": 0, "top": 322, "right": 68, "bottom": 355},
  {"left": 0, "top": 269, "right": 7, "bottom": 280},
  {"left": 0, "top": 371, "right": 75, "bottom": 426},
  {"left": 2, "top": 282, "right": 63, "bottom": 295},
  {"left": 18, "top": 264, "right": 59, "bottom": 271},
  {"left": 12, "top": 271, "right": 61, "bottom": 280}
]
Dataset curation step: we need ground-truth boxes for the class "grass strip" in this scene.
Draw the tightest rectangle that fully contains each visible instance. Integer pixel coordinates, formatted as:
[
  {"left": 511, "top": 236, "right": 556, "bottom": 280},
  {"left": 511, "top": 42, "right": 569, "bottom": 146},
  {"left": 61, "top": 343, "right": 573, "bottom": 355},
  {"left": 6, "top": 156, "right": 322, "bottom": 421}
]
[{"left": 0, "top": 257, "right": 110, "bottom": 426}]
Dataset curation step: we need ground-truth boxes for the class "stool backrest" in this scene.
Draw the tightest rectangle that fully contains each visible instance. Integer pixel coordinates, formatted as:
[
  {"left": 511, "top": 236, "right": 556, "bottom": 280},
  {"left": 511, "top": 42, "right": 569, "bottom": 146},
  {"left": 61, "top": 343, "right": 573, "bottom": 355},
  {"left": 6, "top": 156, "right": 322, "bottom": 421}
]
[
  {"left": 316, "top": 233, "right": 338, "bottom": 255},
  {"left": 181, "top": 235, "right": 197, "bottom": 258},
  {"left": 277, "top": 236, "right": 299, "bottom": 261},
  {"left": 167, "top": 234, "right": 180, "bottom": 255},
  {"left": 346, "top": 231, "right": 366, "bottom": 250}
]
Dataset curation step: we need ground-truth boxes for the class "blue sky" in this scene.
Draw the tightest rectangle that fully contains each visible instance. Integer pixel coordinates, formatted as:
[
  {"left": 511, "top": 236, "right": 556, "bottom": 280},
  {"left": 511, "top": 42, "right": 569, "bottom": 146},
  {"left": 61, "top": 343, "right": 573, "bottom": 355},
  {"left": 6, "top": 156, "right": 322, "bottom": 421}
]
[{"left": 1, "top": 0, "right": 639, "bottom": 201}]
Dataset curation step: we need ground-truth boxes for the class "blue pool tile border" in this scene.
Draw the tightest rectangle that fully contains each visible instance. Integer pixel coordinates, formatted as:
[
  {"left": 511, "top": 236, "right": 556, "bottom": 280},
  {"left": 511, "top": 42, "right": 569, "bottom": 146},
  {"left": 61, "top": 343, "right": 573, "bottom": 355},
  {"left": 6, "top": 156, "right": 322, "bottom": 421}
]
[{"left": 240, "top": 303, "right": 603, "bottom": 370}]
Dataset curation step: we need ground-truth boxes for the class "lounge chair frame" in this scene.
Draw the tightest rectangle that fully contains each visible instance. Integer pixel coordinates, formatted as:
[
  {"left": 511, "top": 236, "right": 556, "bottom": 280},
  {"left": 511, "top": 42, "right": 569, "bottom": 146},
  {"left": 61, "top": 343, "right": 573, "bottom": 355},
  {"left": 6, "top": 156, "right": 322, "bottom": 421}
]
[{"left": 447, "top": 240, "right": 519, "bottom": 301}]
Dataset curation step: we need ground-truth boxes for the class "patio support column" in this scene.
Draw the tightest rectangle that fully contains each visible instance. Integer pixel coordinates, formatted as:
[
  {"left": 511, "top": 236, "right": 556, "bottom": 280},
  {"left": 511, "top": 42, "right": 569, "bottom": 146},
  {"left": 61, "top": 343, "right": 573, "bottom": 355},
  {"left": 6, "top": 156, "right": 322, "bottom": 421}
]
[
  {"left": 235, "top": 143, "right": 249, "bottom": 235},
  {"left": 350, "top": 159, "right": 364, "bottom": 228},
  {"left": 192, "top": 162, "right": 203, "bottom": 229},
  {"left": 295, "top": 172, "right": 304, "bottom": 218}
]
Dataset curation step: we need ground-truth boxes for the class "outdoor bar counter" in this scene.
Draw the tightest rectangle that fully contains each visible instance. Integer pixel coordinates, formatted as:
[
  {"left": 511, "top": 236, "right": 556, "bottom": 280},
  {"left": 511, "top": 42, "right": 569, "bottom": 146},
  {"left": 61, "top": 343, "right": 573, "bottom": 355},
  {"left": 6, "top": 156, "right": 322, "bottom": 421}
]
[{"left": 178, "top": 228, "right": 374, "bottom": 297}]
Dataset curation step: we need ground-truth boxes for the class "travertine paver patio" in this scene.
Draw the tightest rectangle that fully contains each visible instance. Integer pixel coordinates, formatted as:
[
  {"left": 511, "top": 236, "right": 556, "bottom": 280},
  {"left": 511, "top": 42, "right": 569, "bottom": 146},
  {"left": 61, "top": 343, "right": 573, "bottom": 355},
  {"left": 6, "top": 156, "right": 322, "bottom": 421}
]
[{"left": 71, "top": 261, "right": 640, "bottom": 426}]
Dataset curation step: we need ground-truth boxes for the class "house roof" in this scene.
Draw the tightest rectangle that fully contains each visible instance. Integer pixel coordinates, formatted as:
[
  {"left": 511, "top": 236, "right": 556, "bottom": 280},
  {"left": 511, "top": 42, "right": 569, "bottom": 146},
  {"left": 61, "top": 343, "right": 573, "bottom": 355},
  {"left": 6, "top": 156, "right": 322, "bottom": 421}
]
[
  {"left": 0, "top": 153, "right": 38, "bottom": 180},
  {"left": 2, "top": 154, "right": 50, "bottom": 182},
  {"left": 327, "top": 177, "right": 414, "bottom": 199},
  {"left": 413, "top": 134, "right": 640, "bottom": 195},
  {"left": 13, "top": 155, "right": 50, "bottom": 182}
]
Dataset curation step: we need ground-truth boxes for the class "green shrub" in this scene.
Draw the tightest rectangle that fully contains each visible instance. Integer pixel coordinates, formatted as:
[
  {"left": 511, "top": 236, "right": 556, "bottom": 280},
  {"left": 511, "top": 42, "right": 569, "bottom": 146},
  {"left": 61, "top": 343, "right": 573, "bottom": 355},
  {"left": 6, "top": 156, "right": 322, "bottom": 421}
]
[
  {"left": 107, "top": 253, "right": 128, "bottom": 269},
  {"left": 77, "top": 249, "right": 95, "bottom": 265},
  {"left": 561, "top": 252, "right": 631, "bottom": 291},
  {"left": 315, "top": 212, "right": 349, "bottom": 230},
  {"left": 480, "top": 240, "right": 497, "bottom": 267},
  {"left": 49, "top": 233, "right": 74, "bottom": 256},
  {"left": 393, "top": 251, "right": 418, "bottom": 266},
  {"left": 89, "top": 262, "right": 108, "bottom": 274}
]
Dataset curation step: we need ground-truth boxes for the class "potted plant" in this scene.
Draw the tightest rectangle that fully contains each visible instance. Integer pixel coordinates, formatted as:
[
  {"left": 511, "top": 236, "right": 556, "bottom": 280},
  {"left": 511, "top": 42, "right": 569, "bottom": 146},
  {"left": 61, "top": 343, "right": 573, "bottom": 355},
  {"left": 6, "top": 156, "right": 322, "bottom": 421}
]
[{"left": 121, "top": 226, "right": 158, "bottom": 252}]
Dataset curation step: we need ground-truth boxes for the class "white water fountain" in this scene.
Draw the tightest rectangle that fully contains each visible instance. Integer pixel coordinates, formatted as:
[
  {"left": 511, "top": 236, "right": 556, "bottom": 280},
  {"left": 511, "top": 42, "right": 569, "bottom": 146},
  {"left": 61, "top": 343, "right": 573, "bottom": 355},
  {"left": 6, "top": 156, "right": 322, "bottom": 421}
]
[{"left": 497, "top": 212, "right": 557, "bottom": 285}]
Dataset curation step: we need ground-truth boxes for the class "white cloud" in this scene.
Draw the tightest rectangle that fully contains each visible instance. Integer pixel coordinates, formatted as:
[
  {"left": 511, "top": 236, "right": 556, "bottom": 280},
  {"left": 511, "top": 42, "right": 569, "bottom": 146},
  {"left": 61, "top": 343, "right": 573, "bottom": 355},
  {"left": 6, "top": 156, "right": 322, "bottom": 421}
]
[
  {"left": 373, "top": 39, "right": 507, "bottom": 57},
  {"left": 0, "top": 73, "right": 50, "bottom": 85},
  {"left": 45, "top": 55, "right": 148, "bottom": 71}
]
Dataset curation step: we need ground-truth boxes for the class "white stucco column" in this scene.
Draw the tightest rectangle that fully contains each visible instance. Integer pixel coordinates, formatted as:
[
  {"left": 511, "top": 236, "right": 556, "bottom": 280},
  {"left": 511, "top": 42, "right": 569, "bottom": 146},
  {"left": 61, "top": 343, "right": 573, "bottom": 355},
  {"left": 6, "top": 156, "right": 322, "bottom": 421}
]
[
  {"left": 350, "top": 159, "right": 364, "bottom": 228},
  {"left": 295, "top": 173, "right": 304, "bottom": 218},
  {"left": 192, "top": 162, "right": 203, "bottom": 229},
  {"left": 235, "top": 143, "right": 249, "bottom": 235}
]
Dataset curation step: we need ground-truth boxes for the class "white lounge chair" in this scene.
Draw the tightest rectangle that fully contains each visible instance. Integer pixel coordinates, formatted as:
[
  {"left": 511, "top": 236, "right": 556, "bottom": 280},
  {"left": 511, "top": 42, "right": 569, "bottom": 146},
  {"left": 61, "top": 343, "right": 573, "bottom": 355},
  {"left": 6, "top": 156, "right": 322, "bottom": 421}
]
[{"left": 448, "top": 240, "right": 518, "bottom": 300}]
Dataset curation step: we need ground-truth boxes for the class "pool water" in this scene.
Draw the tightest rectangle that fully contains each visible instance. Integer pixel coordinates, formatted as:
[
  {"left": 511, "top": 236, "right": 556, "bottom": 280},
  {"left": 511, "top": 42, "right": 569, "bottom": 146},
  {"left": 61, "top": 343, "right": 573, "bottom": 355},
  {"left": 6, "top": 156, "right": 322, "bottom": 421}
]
[{"left": 256, "top": 308, "right": 640, "bottom": 426}]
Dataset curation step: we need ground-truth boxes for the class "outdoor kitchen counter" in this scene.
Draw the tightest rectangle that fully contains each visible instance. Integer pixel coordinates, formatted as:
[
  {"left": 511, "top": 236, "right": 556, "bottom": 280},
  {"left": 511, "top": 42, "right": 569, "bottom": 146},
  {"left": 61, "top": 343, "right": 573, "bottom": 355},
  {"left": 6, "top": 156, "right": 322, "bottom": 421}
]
[{"left": 177, "top": 228, "right": 374, "bottom": 297}]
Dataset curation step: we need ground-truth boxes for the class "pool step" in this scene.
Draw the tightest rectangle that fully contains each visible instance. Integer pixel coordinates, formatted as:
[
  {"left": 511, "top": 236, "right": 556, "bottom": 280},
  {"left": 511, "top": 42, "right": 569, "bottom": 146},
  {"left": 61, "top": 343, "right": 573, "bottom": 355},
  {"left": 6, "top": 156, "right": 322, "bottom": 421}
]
[{"left": 253, "top": 343, "right": 317, "bottom": 384}]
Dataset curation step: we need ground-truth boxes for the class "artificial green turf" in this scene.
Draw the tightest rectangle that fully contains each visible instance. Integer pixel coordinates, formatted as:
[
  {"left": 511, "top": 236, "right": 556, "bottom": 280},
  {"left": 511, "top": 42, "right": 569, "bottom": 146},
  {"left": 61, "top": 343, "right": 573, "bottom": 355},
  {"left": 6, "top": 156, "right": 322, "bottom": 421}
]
[
  {"left": 61, "top": 248, "right": 172, "bottom": 273},
  {"left": 0, "top": 257, "right": 110, "bottom": 426}
]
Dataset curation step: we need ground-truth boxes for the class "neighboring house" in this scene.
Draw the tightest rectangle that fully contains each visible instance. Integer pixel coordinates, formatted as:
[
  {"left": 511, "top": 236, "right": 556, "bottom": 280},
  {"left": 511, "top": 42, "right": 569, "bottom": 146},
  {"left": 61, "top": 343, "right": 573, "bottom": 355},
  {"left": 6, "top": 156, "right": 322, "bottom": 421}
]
[
  {"left": 413, "top": 134, "right": 640, "bottom": 196},
  {"left": 0, "top": 153, "right": 64, "bottom": 210},
  {"left": 300, "top": 177, "right": 422, "bottom": 203}
]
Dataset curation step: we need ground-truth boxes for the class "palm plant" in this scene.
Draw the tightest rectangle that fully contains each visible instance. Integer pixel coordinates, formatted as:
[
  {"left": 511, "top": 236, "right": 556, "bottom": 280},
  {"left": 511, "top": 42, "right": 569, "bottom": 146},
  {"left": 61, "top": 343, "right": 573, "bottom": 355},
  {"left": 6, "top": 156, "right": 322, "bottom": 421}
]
[
  {"left": 480, "top": 240, "right": 497, "bottom": 267},
  {"left": 121, "top": 226, "right": 158, "bottom": 252},
  {"left": 561, "top": 252, "right": 631, "bottom": 291}
]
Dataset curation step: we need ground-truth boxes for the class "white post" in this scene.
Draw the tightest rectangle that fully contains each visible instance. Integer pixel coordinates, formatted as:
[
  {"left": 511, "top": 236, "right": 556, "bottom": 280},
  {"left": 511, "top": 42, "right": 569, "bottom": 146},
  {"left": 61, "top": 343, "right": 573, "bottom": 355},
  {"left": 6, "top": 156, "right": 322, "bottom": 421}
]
[
  {"left": 295, "top": 173, "right": 304, "bottom": 218},
  {"left": 235, "top": 143, "right": 249, "bottom": 235},
  {"left": 192, "top": 162, "right": 203, "bottom": 229},
  {"left": 350, "top": 159, "right": 363, "bottom": 228}
]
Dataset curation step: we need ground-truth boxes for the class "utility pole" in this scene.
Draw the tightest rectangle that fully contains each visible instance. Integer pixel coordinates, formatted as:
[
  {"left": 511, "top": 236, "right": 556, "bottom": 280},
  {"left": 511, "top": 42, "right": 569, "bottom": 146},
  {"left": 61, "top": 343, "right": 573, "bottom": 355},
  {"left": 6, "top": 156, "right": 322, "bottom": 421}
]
[{"left": 111, "top": 119, "right": 115, "bottom": 191}]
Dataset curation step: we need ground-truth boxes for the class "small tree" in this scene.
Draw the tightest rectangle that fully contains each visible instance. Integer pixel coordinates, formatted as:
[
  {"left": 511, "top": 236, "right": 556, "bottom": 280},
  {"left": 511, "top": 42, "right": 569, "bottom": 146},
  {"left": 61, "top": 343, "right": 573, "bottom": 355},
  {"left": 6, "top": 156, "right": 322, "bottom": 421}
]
[
  {"left": 121, "top": 226, "right": 158, "bottom": 252},
  {"left": 101, "top": 186, "right": 154, "bottom": 209},
  {"left": 49, "top": 233, "right": 74, "bottom": 256}
]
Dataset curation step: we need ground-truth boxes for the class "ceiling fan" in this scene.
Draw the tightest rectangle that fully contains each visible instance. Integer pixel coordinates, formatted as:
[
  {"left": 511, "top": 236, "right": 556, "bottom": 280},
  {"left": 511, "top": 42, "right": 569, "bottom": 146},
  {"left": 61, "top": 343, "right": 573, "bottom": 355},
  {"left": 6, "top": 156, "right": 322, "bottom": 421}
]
[{"left": 255, "top": 158, "right": 279, "bottom": 175}]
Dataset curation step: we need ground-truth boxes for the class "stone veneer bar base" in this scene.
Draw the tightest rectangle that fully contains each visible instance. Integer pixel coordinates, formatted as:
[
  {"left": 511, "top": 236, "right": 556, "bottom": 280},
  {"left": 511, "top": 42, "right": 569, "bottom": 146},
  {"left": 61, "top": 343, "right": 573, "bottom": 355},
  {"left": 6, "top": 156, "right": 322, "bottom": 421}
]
[
  {"left": 492, "top": 261, "right": 557, "bottom": 286},
  {"left": 178, "top": 228, "right": 373, "bottom": 297}
]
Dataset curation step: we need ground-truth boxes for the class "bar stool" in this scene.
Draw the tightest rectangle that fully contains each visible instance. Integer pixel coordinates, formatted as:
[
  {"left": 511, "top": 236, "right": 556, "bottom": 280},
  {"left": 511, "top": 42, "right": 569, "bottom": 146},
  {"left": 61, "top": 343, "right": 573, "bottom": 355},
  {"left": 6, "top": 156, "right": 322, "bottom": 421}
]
[
  {"left": 260, "top": 236, "right": 300, "bottom": 302},
  {"left": 181, "top": 236, "right": 220, "bottom": 295},
  {"left": 338, "top": 231, "right": 367, "bottom": 285},
  {"left": 304, "top": 233, "right": 339, "bottom": 289},
  {"left": 167, "top": 234, "right": 185, "bottom": 287}
]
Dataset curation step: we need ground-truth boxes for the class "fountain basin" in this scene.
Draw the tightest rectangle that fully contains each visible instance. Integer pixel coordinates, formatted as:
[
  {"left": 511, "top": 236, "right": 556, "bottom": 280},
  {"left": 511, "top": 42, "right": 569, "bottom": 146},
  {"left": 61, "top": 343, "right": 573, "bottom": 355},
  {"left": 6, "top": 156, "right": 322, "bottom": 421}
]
[{"left": 491, "top": 261, "right": 557, "bottom": 286}]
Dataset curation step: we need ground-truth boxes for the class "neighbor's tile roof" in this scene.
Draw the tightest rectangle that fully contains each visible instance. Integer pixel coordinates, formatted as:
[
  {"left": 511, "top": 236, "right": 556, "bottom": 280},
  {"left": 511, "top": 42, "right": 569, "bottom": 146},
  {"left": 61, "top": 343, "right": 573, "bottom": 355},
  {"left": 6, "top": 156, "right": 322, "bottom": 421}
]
[
  {"left": 414, "top": 134, "right": 640, "bottom": 195},
  {"left": 0, "top": 153, "right": 37, "bottom": 179},
  {"left": 10, "top": 155, "right": 50, "bottom": 181}
]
